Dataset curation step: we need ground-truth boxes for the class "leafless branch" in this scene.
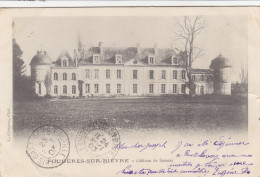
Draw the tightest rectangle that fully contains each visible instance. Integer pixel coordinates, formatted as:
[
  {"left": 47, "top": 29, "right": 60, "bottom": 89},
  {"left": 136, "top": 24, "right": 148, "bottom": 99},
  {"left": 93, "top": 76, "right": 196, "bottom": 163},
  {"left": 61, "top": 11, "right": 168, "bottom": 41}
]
[
  {"left": 192, "top": 48, "right": 204, "bottom": 63},
  {"left": 173, "top": 16, "right": 206, "bottom": 62},
  {"left": 176, "top": 19, "right": 189, "bottom": 36},
  {"left": 184, "top": 17, "right": 191, "bottom": 36}
]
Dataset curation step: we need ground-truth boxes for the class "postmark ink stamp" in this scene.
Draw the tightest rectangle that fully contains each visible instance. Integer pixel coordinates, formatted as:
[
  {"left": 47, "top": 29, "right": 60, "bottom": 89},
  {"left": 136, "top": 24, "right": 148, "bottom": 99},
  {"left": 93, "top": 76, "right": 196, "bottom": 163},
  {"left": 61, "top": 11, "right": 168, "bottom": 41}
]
[
  {"left": 75, "top": 120, "right": 120, "bottom": 164},
  {"left": 26, "top": 125, "right": 70, "bottom": 168}
]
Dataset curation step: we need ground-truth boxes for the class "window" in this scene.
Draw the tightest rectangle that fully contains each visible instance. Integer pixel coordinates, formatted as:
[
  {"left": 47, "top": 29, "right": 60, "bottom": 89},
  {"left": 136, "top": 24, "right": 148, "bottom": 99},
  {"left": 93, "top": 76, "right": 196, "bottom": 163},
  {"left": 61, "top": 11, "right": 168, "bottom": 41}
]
[
  {"left": 192, "top": 75, "right": 196, "bottom": 82},
  {"left": 106, "top": 84, "right": 110, "bottom": 93},
  {"left": 201, "top": 75, "right": 205, "bottom": 81},
  {"left": 72, "top": 73, "right": 76, "bottom": 80},
  {"left": 161, "top": 70, "right": 166, "bottom": 79},
  {"left": 94, "top": 69, "right": 99, "bottom": 79},
  {"left": 161, "top": 84, "right": 166, "bottom": 93},
  {"left": 54, "top": 85, "right": 58, "bottom": 94},
  {"left": 200, "top": 86, "right": 204, "bottom": 94},
  {"left": 93, "top": 55, "right": 100, "bottom": 64},
  {"left": 62, "top": 60, "right": 67, "bottom": 67},
  {"left": 117, "top": 84, "right": 121, "bottom": 94},
  {"left": 149, "top": 70, "right": 154, "bottom": 79},
  {"left": 149, "top": 84, "right": 154, "bottom": 94},
  {"left": 133, "top": 84, "right": 137, "bottom": 93},
  {"left": 116, "top": 55, "right": 122, "bottom": 64},
  {"left": 173, "top": 84, "right": 177, "bottom": 93},
  {"left": 63, "top": 73, "right": 67, "bottom": 80},
  {"left": 173, "top": 70, "right": 177, "bottom": 79},
  {"left": 94, "top": 84, "right": 99, "bottom": 93},
  {"left": 172, "top": 57, "right": 178, "bottom": 65},
  {"left": 181, "top": 84, "right": 186, "bottom": 94},
  {"left": 149, "top": 56, "right": 155, "bottom": 64},
  {"left": 222, "top": 84, "right": 226, "bottom": 93},
  {"left": 117, "top": 70, "right": 121, "bottom": 79},
  {"left": 54, "top": 73, "right": 58, "bottom": 80},
  {"left": 85, "top": 84, "right": 90, "bottom": 93},
  {"left": 86, "top": 69, "right": 91, "bottom": 79},
  {"left": 207, "top": 75, "right": 213, "bottom": 82},
  {"left": 72, "top": 85, "right": 76, "bottom": 94},
  {"left": 106, "top": 69, "right": 110, "bottom": 79},
  {"left": 182, "top": 70, "right": 186, "bottom": 79},
  {"left": 39, "top": 83, "right": 41, "bottom": 94},
  {"left": 133, "top": 70, "right": 138, "bottom": 79},
  {"left": 63, "top": 85, "right": 67, "bottom": 94}
]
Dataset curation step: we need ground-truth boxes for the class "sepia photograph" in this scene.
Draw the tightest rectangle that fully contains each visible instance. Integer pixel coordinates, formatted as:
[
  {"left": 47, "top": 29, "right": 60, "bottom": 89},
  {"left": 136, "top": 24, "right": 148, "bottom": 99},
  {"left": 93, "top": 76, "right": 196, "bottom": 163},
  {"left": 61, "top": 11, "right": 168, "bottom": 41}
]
[
  {"left": 13, "top": 16, "right": 248, "bottom": 138},
  {"left": 1, "top": 7, "right": 259, "bottom": 177}
]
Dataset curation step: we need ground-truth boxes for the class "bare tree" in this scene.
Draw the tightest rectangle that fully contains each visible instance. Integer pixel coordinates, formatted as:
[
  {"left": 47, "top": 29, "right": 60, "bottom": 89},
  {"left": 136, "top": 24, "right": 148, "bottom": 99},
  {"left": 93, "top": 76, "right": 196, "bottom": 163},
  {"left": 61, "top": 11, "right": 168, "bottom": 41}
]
[
  {"left": 174, "top": 16, "right": 207, "bottom": 96},
  {"left": 240, "top": 60, "right": 248, "bottom": 84},
  {"left": 232, "top": 60, "right": 248, "bottom": 95}
]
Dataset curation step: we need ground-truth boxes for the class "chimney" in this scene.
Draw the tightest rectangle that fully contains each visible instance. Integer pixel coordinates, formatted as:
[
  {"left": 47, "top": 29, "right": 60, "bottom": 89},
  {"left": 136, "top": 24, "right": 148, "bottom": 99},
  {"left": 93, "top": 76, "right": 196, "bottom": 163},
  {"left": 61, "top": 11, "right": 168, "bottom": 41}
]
[
  {"left": 136, "top": 43, "right": 140, "bottom": 54},
  {"left": 154, "top": 43, "right": 158, "bottom": 55},
  {"left": 99, "top": 41, "right": 103, "bottom": 55}
]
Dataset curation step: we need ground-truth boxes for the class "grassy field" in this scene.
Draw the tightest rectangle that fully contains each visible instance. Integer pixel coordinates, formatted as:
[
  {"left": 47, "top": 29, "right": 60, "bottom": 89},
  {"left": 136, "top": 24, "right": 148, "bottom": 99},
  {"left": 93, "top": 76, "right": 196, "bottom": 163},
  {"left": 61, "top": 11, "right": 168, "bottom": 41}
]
[{"left": 13, "top": 95, "right": 247, "bottom": 138}]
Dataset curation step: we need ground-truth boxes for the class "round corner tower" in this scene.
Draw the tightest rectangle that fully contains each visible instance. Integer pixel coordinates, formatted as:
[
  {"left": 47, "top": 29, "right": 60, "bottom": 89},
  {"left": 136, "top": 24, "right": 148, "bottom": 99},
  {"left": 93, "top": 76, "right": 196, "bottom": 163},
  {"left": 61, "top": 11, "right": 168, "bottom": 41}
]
[
  {"left": 209, "top": 53, "right": 232, "bottom": 95},
  {"left": 30, "top": 50, "right": 52, "bottom": 96}
]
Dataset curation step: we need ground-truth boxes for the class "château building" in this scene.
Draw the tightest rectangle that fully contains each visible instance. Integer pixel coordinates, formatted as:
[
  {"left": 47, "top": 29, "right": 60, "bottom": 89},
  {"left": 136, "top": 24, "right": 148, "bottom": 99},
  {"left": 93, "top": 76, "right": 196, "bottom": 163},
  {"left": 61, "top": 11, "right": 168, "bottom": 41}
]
[{"left": 30, "top": 42, "right": 231, "bottom": 97}]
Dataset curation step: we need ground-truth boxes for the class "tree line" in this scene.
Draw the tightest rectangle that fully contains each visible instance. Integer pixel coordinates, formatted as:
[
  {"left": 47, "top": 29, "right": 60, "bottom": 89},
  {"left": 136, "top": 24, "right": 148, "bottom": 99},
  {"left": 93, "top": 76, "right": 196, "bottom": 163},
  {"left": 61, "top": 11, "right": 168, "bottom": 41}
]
[{"left": 13, "top": 38, "right": 35, "bottom": 100}]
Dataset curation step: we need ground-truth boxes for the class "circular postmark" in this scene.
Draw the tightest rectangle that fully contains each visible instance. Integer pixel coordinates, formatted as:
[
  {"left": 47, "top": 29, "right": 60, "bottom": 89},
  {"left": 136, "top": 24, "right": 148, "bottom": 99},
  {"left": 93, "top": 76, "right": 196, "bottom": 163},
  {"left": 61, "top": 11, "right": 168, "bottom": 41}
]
[
  {"left": 75, "top": 120, "right": 120, "bottom": 164},
  {"left": 26, "top": 125, "right": 70, "bottom": 168}
]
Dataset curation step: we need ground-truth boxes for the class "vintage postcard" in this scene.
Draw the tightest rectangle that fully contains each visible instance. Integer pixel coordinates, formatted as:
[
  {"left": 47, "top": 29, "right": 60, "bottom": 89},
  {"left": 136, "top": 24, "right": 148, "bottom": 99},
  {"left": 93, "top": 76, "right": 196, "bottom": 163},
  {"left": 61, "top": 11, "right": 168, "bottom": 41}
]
[{"left": 0, "top": 7, "right": 260, "bottom": 177}]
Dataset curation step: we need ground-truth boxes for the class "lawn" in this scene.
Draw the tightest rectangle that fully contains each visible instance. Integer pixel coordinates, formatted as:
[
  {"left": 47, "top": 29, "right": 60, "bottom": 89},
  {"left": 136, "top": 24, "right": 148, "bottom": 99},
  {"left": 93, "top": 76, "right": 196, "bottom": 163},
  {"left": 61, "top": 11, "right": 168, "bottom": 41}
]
[{"left": 13, "top": 95, "right": 248, "bottom": 138}]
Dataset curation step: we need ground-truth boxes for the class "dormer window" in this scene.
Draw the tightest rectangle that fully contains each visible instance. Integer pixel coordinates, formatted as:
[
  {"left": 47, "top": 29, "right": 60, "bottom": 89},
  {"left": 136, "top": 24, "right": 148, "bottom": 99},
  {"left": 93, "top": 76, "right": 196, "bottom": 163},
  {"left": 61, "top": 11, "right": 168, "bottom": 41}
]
[
  {"left": 148, "top": 55, "right": 155, "bottom": 65},
  {"left": 116, "top": 55, "right": 122, "bottom": 64},
  {"left": 93, "top": 54, "right": 100, "bottom": 64},
  {"left": 172, "top": 56, "right": 178, "bottom": 65},
  {"left": 63, "top": 60, "right": 67, "bottom": 66},
  {"left": 61, "top": 57, "right": 68, "bottom": 67}
]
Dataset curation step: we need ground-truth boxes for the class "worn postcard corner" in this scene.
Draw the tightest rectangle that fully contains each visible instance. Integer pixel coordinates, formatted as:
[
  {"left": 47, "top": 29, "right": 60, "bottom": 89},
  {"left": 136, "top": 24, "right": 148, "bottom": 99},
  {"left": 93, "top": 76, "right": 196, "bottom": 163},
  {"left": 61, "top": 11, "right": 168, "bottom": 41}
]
[{"left": 0, "top": 7, "right": 260, "bottom": 177}]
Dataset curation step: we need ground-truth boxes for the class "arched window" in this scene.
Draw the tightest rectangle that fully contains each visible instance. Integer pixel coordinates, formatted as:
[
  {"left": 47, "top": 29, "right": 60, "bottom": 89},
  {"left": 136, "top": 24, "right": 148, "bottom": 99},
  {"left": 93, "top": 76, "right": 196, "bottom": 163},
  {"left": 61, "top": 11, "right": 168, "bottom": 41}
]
[
  {"left": 72, "top": 73, "right": 76, "bottom": 80},
  {"left": 192, "top": 75, "right": 196, "bottom": 82},
  {"left": 72, "top": 85, "right": 76, "bottom": 94},
  {"left": 54, "top": 85, "right": 58, "bottom": 94},
  {"left": 63, "top": 85, "right": 67, "bottom": 94},
  {"left": 201, "top": 75, "right": 205, "bottom": 81},
  {"left": 63, "top": 73, "right": 67, "bottom": 80},
  {"left": 54, "top": 73, "right": 58, "bottom": 80},
  {"left": 200, "top": 86, "right": 204, "bottom": 95}
]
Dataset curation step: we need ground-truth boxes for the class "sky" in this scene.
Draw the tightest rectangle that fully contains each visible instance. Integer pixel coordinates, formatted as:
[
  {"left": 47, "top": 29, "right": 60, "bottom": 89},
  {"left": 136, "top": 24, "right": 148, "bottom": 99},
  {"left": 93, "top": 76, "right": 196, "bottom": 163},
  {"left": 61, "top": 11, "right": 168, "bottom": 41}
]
[{"left": 14, "top": 16, "right": 247, "bottom": 82}]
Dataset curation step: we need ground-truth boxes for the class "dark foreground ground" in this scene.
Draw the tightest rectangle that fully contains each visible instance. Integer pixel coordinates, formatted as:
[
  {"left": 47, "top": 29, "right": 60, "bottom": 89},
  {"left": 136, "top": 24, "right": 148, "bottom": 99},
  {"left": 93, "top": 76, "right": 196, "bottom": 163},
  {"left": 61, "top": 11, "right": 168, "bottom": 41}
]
[{"left": 13, "top": 95, "right": 248, "bottom": 138}]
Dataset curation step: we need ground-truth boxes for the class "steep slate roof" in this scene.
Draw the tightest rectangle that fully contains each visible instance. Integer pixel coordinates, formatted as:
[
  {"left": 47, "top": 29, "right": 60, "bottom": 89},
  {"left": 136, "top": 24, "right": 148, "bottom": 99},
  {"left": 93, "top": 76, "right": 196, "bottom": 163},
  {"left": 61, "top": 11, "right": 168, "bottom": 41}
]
[
  {"left": 55, "top": 49, "right": 76, "bottom": 67},
  {"left": 78, "top": 46, "right": 186, "bottom": 66}
]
